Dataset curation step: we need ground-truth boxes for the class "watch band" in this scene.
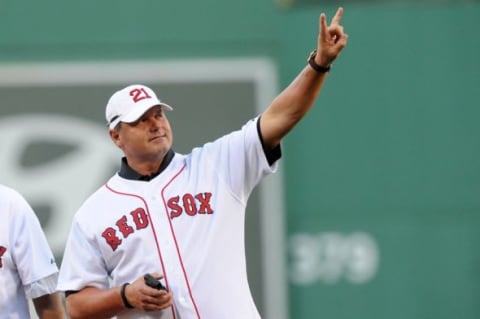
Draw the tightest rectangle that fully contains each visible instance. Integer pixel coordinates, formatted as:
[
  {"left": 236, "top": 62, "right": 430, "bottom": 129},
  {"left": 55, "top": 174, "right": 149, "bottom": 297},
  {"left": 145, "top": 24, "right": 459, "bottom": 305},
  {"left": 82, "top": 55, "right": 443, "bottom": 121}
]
[{"left": 307, "top": 49, "right": 331, "bottom": 73}]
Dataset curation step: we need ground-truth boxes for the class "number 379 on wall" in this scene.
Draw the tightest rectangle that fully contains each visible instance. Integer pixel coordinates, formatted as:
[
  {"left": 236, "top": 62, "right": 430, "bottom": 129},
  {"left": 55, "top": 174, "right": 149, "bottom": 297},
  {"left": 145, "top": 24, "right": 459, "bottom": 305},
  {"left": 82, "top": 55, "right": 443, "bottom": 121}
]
[{"left": 288, "top": 231, "right": 379, "bottom": 285}]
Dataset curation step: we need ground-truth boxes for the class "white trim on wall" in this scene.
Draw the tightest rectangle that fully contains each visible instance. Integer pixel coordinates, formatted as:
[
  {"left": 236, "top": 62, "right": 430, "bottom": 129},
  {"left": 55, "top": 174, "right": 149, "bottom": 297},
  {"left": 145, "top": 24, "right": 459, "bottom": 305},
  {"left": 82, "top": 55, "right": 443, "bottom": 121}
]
[{"left": 0, "top": 59, "right": 288, "bottom": 319}]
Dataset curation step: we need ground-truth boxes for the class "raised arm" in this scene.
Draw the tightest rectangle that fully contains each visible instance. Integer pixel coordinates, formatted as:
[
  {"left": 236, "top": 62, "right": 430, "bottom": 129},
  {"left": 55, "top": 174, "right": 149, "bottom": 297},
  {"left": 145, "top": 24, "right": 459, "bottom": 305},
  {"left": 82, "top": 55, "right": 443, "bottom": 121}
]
[{"left": 260, "top": 7, "right": 348, "bottom": 148}]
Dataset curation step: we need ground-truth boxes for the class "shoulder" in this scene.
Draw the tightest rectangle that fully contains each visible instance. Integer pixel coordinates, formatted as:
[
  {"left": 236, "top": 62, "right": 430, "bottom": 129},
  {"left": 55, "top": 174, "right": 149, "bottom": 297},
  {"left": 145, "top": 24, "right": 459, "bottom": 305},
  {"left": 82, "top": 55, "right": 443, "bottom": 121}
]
[
  {"left": 194, "top": 117, "right": 260, "bottom": 152},
  {"left": 0, "top": 184, "right": 34, "bottom": 218},
  {"left": 0, "top": 183, "right": 24, "bottom": 202},
  {"left": 0, "top": 185, "right": 43, "bottom": 241},
  {"left": 78, "top": 183, "right": 112, "bottom": 206}
]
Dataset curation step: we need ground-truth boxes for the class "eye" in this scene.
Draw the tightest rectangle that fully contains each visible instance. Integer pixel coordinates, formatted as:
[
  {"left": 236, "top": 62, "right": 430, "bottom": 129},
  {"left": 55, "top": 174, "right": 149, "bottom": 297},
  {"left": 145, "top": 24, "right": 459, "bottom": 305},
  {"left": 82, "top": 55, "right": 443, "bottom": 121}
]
[{"left": 129, "top": 120, "right": 140, "bottom": 127}]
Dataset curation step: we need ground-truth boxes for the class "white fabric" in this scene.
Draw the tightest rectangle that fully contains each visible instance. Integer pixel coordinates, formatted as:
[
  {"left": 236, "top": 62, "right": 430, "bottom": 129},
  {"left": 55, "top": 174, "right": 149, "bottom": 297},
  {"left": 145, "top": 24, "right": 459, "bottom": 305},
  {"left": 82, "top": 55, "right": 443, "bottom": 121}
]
[
  {"left": 0, "top": 184, "right": 59, "bottom": 319},
  {"left": 106, "top": 84, "right": 173, "bottom": 129},
  {"left": 26, "top": 272, "right": 59, "bottom": 299},
  {"left": 58, "top": 117, "right": 277, "bottom": 319}
]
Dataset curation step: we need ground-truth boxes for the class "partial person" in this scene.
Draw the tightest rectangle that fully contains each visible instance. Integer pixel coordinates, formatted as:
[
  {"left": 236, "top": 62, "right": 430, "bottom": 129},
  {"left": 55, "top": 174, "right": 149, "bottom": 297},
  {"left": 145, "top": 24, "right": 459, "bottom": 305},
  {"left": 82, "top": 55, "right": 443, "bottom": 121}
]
[
  {"left": 57, "top": 7, "right": 348, "bottom": 319},
  {"left": 0, "top": 183, "right": 66, "bottom": 319}
]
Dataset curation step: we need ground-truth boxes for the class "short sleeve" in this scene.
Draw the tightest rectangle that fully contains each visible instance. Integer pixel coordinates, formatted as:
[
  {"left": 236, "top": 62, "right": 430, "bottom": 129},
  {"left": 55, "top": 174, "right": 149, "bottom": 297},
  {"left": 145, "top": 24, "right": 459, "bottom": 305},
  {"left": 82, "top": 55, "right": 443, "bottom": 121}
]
[
  {"left": 198, "top": 117, "right": 279, "bottom": 204},
  {"left": 25, "top": 273, "right": 59, "bottom": 299},
  {"left": 10, "top": 191, "right": 58, "bottom": 290},
  {"left": 57, "top": 217, "right": 110, "bottom": 292}
]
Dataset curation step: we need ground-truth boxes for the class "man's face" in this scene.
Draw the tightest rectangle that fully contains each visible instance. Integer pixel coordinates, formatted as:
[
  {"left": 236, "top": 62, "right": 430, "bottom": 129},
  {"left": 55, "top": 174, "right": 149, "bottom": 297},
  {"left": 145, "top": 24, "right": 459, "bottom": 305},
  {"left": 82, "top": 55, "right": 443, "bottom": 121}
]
[{"left": 111, "top": 105, "right": 173, "bottom": 165}]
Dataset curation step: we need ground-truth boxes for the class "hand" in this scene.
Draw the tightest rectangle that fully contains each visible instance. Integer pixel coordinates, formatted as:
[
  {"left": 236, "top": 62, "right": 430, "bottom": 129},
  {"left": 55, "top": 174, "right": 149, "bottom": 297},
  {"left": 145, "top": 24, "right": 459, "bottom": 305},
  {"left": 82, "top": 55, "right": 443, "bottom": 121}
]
[
  {"left": 125, "top": 273, "right": 173, "bottom": 312},
  {"left": 316, "top": 7, "right": 349, "bottom": 67}
]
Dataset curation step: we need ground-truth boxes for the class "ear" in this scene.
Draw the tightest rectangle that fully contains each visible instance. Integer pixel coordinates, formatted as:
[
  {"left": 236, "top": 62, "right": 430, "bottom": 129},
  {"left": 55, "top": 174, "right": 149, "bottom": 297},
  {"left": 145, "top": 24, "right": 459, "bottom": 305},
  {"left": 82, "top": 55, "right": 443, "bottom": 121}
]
[{"left": 109, "top": 129, "right": 122, "bottom": 148}]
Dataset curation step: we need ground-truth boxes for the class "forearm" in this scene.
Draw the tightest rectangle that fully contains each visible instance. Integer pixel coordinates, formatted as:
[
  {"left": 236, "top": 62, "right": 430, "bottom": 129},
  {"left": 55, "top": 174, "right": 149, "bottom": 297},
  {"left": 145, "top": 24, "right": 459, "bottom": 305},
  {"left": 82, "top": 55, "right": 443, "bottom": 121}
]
[
  {"left": 33, "top": 293, "right": 67, "bottom": 319},
  {"left": 274, "top": 63, "right": 328, "bottom": 120},
  {"left": 66, "top": 287, "right": 125, "bottom": 319},
  {"left": 261, "top": 64, "right": 328, "bottom": 147}
]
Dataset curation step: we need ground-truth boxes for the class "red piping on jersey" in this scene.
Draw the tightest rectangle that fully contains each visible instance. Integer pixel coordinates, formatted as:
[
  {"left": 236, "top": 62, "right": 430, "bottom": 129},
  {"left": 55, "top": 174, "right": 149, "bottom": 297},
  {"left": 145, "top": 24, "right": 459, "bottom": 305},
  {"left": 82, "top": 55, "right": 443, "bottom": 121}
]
[
  {"left": 105, "top": 160, "right": 202, "bottom": 319},
  {"left": 104, "top": 183, "right": 176, "bottom": 319},
  {"left": 160, "top": 161, "right": 202, "bottom": 318}
]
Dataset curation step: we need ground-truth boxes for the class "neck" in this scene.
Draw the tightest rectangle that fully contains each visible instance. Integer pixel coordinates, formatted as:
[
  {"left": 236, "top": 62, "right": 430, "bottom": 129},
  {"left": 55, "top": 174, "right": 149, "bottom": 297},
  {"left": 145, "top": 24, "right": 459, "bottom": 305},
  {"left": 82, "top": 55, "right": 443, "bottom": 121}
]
[
  {"left": 119, "top": 150, "right": 175, "bottom": 181},
  {"left": 126, "top": 154, "right": 166, "bottom": 176}
]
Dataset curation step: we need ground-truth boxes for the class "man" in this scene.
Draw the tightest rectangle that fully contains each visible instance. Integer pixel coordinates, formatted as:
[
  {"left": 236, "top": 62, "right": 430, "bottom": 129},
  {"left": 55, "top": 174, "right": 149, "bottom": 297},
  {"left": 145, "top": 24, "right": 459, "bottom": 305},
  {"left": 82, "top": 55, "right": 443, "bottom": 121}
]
[
  {"left": 57, "top": 7, "right": 348, "bottom": 319},
  {"left": 0, "top": 184, "right": 66, "bottom": 319}
]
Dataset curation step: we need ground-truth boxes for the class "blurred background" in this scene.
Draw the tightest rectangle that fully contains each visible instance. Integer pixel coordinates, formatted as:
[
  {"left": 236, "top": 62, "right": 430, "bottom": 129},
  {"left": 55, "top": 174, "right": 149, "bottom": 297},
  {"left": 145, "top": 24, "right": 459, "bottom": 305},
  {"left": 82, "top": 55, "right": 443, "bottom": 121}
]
[{"left": 1, "top": 0, "right": 479, "bottom": 318}]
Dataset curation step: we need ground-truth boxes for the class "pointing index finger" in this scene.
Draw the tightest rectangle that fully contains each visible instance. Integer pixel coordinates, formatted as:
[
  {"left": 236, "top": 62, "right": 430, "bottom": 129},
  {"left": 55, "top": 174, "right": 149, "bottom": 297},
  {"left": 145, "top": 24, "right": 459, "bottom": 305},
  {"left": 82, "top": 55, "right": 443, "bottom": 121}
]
[{"left": 319, "top": 12, "right": 327, "bottom": 39}]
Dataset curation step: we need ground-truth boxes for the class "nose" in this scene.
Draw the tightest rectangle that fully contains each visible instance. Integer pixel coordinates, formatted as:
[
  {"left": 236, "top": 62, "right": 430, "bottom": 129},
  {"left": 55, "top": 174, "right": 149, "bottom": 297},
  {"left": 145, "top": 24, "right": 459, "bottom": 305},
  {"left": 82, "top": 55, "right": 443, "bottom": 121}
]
[{"left": 147, "top": 116, "right": 163, "bottom": 130}]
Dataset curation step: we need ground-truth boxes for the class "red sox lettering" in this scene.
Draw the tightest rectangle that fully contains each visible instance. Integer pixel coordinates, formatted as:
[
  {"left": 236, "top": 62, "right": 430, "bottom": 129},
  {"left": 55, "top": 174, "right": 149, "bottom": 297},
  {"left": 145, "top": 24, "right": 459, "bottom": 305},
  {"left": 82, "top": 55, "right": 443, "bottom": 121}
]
[
  {"left": 101, "top": 192, "right": 214, "bottom": 251},
  {"left": 102, "top": 208, "right": 149, "bottom": 251},
  {"left": 168, "top": 192, "right": 214, "bottom": 218},
  {"left": 0, "top": 246, "right": 6, "bottom": 268}
]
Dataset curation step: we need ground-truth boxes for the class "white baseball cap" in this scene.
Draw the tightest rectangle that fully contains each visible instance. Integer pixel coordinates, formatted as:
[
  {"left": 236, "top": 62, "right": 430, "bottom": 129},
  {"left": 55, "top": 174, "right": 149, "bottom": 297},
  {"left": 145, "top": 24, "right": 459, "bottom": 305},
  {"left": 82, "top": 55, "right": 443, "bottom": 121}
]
[{"left": 105, "top": 84, "right": 173, "bottom": 129}]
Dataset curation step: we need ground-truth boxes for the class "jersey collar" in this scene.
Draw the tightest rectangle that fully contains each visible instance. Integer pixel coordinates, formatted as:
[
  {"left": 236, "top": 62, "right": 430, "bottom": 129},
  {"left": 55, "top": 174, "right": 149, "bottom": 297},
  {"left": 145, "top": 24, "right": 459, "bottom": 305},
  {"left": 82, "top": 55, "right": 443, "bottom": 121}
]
[{"left": 118, "top": 149, "right": 175, "bottom": 181}]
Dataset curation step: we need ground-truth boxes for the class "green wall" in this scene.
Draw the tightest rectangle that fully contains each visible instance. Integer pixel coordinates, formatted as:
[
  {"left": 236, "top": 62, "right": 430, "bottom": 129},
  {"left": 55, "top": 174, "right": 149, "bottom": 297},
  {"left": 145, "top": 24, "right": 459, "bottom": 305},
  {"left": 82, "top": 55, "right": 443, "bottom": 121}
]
[
  {"left": 0, "top": 0, "right": 280, "bottom": 60},
  {"left": 1, "top": 1, "right": 479, "bottom": 318},
  {"left": 283, "top": 3, "right": 480, "bottom": 319}
]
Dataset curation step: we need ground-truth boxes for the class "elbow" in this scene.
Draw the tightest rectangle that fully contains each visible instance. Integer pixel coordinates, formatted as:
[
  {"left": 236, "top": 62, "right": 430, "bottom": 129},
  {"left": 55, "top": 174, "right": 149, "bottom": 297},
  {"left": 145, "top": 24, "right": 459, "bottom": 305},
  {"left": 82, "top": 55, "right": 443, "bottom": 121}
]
[{"left": 32, "top": 293, "right": 67, "bottom": 319}]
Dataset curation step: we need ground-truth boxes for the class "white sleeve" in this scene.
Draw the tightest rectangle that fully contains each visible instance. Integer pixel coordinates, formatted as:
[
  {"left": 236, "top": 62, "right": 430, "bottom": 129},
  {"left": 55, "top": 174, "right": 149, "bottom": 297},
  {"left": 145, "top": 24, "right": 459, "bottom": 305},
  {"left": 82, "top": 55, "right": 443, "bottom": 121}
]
[
  {"left": 10, "top": 192, "right": 59, "bottom": 293},
  {"left": 57, "top": 216, "right": 110, "bottom": 292},
  {"left": 25, "top": 273, "right": 59, "bottom": 299},
  {"left": 199, "top": 117, "right": 278, "bottom": 204}
]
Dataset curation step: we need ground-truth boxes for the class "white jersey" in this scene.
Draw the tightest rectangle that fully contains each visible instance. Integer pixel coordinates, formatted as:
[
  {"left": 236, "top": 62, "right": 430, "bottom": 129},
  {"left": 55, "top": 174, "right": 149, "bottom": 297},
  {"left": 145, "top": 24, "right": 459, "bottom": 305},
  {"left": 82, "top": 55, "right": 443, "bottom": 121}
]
[
  {"left": 58, "top": 117, "right": 278, "bottom": 319},
  {"left": 0, "top": 184, "right": 59, "bottom": 319}
]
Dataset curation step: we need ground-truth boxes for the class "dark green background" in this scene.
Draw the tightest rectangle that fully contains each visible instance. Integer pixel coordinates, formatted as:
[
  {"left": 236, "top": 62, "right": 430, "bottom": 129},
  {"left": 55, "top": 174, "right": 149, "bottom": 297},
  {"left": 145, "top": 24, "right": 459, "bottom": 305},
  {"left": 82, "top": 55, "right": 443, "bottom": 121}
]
[{"left": 1, "top": 1, "right": 479, "bottom": 318}]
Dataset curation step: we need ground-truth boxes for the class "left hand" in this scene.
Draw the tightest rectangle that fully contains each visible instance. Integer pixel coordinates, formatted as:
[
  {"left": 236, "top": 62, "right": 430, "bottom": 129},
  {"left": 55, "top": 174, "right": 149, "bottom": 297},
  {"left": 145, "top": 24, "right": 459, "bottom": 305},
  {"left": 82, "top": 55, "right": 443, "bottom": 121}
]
[{"left": 126, "top": 273, "right": 173, "bottom": 312}]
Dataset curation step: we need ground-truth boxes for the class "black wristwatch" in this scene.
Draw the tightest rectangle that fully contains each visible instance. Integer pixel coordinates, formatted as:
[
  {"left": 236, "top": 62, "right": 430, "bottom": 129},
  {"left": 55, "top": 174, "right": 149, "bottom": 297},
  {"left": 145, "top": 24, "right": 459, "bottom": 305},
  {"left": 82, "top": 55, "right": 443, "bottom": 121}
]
[{"left": 307, "top": 49, "right": 331, "bottom": 73}]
